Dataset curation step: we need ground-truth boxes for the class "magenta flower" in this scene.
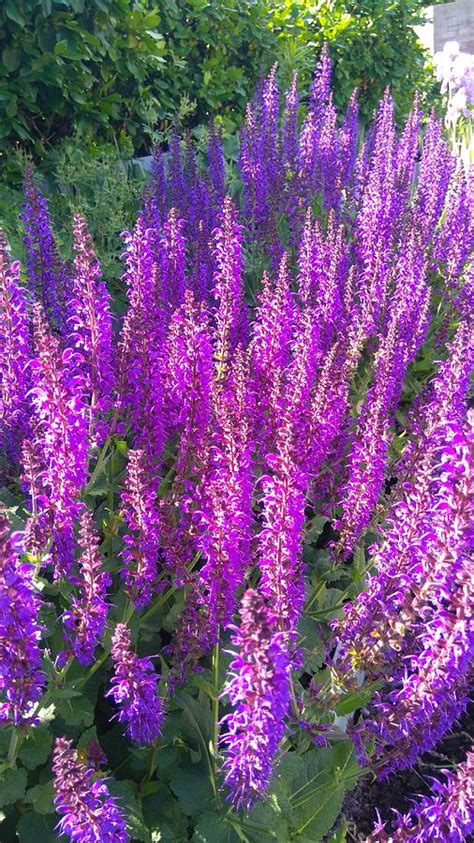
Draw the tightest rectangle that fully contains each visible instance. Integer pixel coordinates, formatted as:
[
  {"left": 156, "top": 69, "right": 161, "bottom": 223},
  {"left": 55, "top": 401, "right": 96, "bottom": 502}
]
[
  {"left": 68, "top": 214, "right": 115, "bottom": 439},
  {"left": 0, "top": 516, "right": 44, "bottom": 724},
  {"left": 53, "top": 736, "right": 128, "bottom": 842},
  {"left": 220, "top": 589, "right": 291, "bottom": 811},
  {"left": 62, "top": 507, "right": 110, "bottom": 666},
  {"left": 368, "top": 749, "right": 474, "bottom": 842},
  {"left": 0, "top": 236, "right": 32, "bottom": 464},
  {"left": 108, "top": 623, "right": 163, "bottom": 744},
  {"left": 120, "top": 449, "right": 162, "bottom": 608}
]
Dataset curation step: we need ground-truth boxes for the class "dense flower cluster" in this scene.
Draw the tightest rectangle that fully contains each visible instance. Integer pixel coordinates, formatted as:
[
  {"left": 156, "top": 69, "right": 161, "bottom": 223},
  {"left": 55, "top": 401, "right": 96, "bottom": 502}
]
[
  {"left": 0, "top": 236, "right": 31, "bottom": 466},
  {"left": 0, "top": 48, "right": 472, "bottom": 837},
  {"left": 52, "top": 736, "right": 128, "bottom": 842},
  {"left": 434, "top": 40, "right": 474, "bottom": 123},
  {"left": 108, "top": 622, "right": 163, "bottom": 744},
  {"left": 368, "top": 749, "right": 474, "bottom": 842},
  {"left": 62, "top": 506, "right": 110, "bottom": 666},
  {"left": 220, "top": 589, "right": 291, "bottom": 810},
  {"left": 0, "top": 516, "right": 44, "bottom": 724}
]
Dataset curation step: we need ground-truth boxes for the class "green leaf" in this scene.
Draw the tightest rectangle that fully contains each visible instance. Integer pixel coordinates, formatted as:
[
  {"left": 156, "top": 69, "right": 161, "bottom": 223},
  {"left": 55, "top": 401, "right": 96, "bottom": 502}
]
[
  {"left": 169, "top": 764, "right": 214, "bottom": 816},
  {"left": 327, "top": 818, "right": 348, "bottom": 842},
  {"left": 2, "top": 47, "right": 20, "bottom": 72},
  {"left": 56, "top": 693, "right": 95, "bottom": 727},
  {"left": 16, "top": 812, "right": 58, "bottom": 842},
  {"left": 142, "top": 784, "right": 188, "bottom": 842},
  {"left": 272, "top": 744, "right": 360, "bottom": 843},
  {"left": 107, "top": 779, "right": 151, "bottom": 842},
  {"left": 192, "top": 812, "right": 238, "bottom": 843},
  {"left": 335, "top": 681, "right": 382, "bottom": 716},
  {"left": 175, "top": 692, "right": 213, "bottom": 765},
  {"left": 24, "top": 780, "right": 55, "bottom": 815},
  {"left": 18, "top": 726, "right": 53, "bottom": 770},
  {"left": 6, "top": 95, "right": 17, "bottom": 117},
  {"left": 4, "top": 0, "right": 26, "bottom": 26},
  {"left": 0, "top": 766, "right": 28, "bottom": 808},
  {"left": 244, "top": 801, "right": 291, "bottom": 841}
]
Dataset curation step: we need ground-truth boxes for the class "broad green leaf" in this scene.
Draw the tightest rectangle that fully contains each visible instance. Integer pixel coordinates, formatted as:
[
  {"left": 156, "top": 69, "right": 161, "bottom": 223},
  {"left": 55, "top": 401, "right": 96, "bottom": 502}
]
[
  {"left": 169, "top": 764, "right": 214, "bottom": 816},
  {"left": 16, "top": 812, "right": 58, "bottom": 843},
  {"left": 4, "top": 0, "right": 26, "bottom": 26},
  {"left": 142, "top": 784, "right": 188, "bottom": 842},
  {"left": 18, "top": 726, "right": 53, "bottom": 770},
  {"left": 192, "top": 812, "right": 238, "bottom": 843},
  {"left": 335, "top": 681, "right": 382, "bottom": 716},
  {"left": 0, "top": 766, "right": 28, "bottom": 808},
  {"left": 107, "top": 779, "right": 151, "bottom": 842},
  {"left": 24, "top": 780, "right": 55, "bottom": 815},
  {"left": 56, "top": 693, "right": 94, "bottom": 727},
  {"left": 2, "top": 47, "right": 20, "bottom": 72}
]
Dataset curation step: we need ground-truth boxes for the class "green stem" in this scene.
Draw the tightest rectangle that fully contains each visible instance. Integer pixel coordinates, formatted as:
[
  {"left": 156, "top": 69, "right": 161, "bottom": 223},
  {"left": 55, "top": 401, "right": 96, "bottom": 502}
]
[
  {"left": 305, "top": 580, "right": 326, "bottom": 613},
  {"left": 7, "top": 730, "right": 19, "bottom": 766},
  {"left": 85, "top": 436, "right": 111, "bottom": 494},
  {"left": 143, "top": 741, "right": 158, "bottom": 784},
  {"left": 211, "top": 640, "right": 220, "bottom": 759}
]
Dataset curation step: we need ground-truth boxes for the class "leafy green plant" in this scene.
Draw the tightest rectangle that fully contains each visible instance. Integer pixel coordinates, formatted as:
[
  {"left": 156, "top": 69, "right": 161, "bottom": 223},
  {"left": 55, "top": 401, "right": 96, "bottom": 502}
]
[
  {"left": 270, "top": 0, "right": 438, "bottom": 122},
  {"left": 0, "top": 0, "right": 438, "bottom": 174},
  {"left": 0, "top": 0, "right": 165, "bottom": 157}
]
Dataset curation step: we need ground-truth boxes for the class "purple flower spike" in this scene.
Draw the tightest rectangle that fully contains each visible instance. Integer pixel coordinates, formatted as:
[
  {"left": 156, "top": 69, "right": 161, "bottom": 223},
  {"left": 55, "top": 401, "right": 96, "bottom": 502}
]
[
  {"left": 212, "top": 197, "right": 246, "bottom": 385},
  {"left": 0, "top": 235, "right": 32, "bottom": 465},
  {"left": 220, "top": 589, "right": 291, "bottom": 811},
  {"left": 108, "top": 623, "right": 163, "bottom": 744},
  {"left": 62, "top": 507, "right": 110, "bottom": 666},
  {"left": 120, "top": 449, "right": 162, "bottom": 609},
  {"left": 69, "top": 214, "right": 115, "bottom": 440},
  {"left": 53, "top": 736, "right": 129, "bottom": 843},
  {"left": 0, "top": 516, "right": 44, "bottom": 724},
  {"left": 22, "top": 164, "right": 70, "bottom": 332},
  {"left": 368, "top": 750, "right": 474, "bottom": 842}
]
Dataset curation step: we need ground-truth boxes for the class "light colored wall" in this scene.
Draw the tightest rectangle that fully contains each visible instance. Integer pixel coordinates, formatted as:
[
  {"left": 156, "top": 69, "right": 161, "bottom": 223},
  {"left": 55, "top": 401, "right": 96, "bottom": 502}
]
[{"left": 434, "top": 0, "right": 474, "bottom": 54}]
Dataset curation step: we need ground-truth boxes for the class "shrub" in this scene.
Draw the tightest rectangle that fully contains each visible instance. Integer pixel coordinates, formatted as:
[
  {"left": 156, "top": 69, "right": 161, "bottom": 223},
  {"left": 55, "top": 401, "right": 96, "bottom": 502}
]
[
  {"left": 0, "top": 0, "right": 165, "bottom": 157},
  {"left": 270, "top": 0, "right": 438, "bottom": 122},
  {"left": 0, "top": 0, "right": 437, "bottom": 169},
  {"left": 0, "top": 48, "right": 472, "bottom": 843}
]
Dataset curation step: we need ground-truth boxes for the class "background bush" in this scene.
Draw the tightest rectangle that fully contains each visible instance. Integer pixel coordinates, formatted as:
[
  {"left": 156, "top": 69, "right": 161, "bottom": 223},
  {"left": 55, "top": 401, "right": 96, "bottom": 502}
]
[{"left": 0, "top": 0, "right": 437, "bottom": 170}]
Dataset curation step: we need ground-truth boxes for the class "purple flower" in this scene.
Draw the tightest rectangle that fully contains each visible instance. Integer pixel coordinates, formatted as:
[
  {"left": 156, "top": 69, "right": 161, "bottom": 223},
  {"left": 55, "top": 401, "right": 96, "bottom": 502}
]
[
  {"left": 343, "top": 412, "right": 473, "bottom": 775},
  {"left": 282, "top": 75, "right": 299, "bottom": 175},
  {"left": 309, "top": 42, "right": 331, "bottom": 124},
  {"left": 0, "top": 235, "right": 32, "bottom": 464},
  {"left": 117, "top": 216, "right": 165, "bottom": 463},
  {"left": 207, "top": 122, "right": 226, "bottom": 203},
  {"left": 53, "top": 736, "right": 128, "bottom": 842},
  {"left": 62, "top": 507, "right": 110, "bottom": 666},
  {"left": 212, "top": 197, "right": 246, "bottom": 385},
  {"left": 368, "top": 749, "right": 474, "bottom": 842},
  {"left": 250, "top": 255, "right": 295, "bottom": 457},
  {"left": 21, "top": 164, "right": 70, "bottom": 332},
  {"left": 68, "top": 214, "right": 115, "bottom": 440},
  {"left": 412, "top": 112, "right": 455, "bottom": 250},
  {"left": 120, "top": 449, "right": 162, "bottom": 608},
  {"left": 336, "top": 89, "right": 359, "bottom": 196},
  {"left": 433, "top": 163, "right": 473, "bottom": 287},
  {"left": 220, "top": 589, "right": 291, "bottom": 811},
  {"left": 108, "top": 623, "right": 163, "bottom": 744},
  {"left": 0, "top": 516, "right": 44, "bottom": 724},
  {"left": 160, "top": 207, "right": 187, "bottom": 314},
  {"left": 29, "top": 304, "right": 89, "bottom": 575}
]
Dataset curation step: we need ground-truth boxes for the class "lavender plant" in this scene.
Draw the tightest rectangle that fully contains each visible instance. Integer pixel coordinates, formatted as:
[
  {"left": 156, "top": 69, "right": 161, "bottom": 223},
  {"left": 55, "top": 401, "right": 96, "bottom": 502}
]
[{"left": 0, "top": 50, "right": 472, "bottom": 843}]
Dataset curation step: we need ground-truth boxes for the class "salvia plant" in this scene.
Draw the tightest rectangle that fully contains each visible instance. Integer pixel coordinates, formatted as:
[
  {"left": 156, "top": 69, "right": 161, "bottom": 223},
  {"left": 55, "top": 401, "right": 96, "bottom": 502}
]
[{"left": 0, "top": 49, "right": 472, "bottom": 843}]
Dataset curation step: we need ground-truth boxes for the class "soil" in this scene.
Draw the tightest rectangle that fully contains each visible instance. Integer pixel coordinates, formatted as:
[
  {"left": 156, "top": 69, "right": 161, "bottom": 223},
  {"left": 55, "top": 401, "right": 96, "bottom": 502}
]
[{"left": 339, "top": 702, "right": 474, "bottom": 840}]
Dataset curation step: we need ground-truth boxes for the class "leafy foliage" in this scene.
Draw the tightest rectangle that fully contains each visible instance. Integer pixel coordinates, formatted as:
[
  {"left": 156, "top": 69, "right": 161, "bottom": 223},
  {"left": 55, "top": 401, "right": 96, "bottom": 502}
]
[{"left": 0, "top": 0, "right": 437, "bottom": 165}]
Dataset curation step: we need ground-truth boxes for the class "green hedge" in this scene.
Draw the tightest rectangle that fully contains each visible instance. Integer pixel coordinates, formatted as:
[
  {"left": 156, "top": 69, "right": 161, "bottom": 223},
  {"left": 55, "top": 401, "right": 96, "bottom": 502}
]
[{"left": 0, "top": 0, "right": 436, "bottom": 167}]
